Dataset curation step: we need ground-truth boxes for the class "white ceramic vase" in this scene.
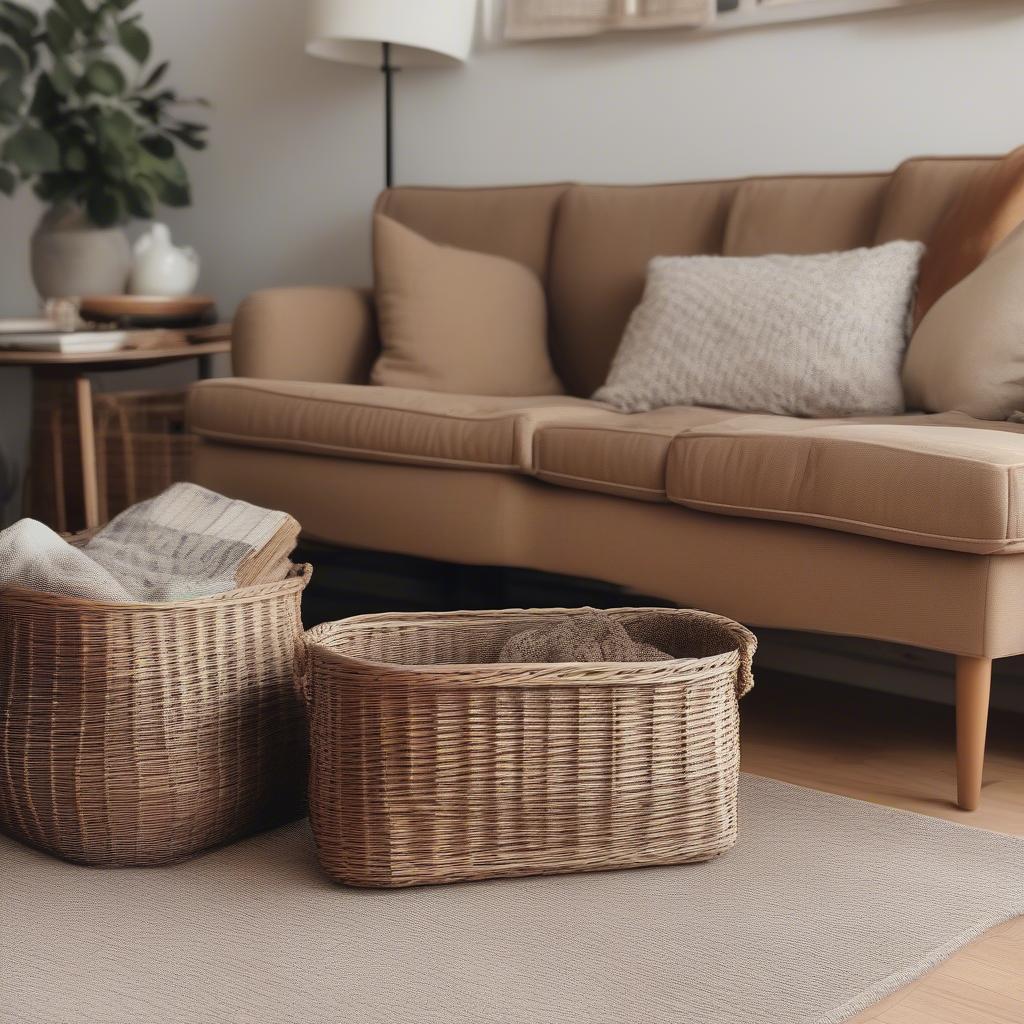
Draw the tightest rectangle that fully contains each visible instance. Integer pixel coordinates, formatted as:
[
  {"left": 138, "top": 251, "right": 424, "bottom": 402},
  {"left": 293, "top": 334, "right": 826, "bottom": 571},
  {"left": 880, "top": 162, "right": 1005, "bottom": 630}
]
[{"left": 30, "top": 205, "right": 132, "bottom": 300}]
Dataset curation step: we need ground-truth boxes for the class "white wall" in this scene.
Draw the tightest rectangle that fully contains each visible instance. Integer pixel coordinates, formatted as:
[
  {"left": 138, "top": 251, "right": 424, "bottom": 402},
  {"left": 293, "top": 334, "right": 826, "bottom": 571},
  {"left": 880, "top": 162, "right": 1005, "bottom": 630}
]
[{"left": 401, "top": 0, "right": 1024, "bottom": 187}]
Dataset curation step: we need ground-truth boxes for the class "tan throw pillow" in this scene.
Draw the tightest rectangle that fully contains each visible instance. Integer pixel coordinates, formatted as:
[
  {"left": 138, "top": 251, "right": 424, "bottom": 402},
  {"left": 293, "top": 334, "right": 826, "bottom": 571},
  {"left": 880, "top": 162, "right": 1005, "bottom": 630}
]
[
  {"left": 371, "top": 215, "right": 563, "bottom": 396},
  {"left": 913, "top": 145, "right": 1024, "bottom": 329},
  {"left": 903, "top": 221, "right": 1024, "bottom": 421}
]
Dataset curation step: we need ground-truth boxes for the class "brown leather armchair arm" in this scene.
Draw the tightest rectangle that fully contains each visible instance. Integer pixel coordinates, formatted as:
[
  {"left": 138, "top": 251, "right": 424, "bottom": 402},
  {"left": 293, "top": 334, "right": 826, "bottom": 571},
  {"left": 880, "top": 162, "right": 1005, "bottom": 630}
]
[{"left": 231, "top": 286, "right": 378, "bottom": 383}]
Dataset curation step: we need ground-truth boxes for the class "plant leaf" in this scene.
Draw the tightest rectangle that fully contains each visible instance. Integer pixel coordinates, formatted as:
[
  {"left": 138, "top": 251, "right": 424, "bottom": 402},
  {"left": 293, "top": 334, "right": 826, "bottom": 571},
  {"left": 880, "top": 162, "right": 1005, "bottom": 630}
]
[
  {"left": 141, "top": 59, "right": 167, "bottom": 90},
  {"left": 44, "top": 9, "right": 74, "bottom": 55},
  {"left": 33, "top": 170, "right": 78, "bottom": 203},
  {"left": 124, "top": 180, "right": 154, "bottom": 218},
  {"left": 53, "top": 0, "right": 92, "bottom": 30},
  {"left": 168, "top": 126, "right": 206, "bottom": 151},
  {"left": 2, "top": 126, "right": 60, "bottom": 174},
  {"left": 116, "top": 19, "right": 149, "bottom": 63},
  {"left": 152, "top": 153, "right": 187, "bottom": 185},
  {"left": 50, "top": 59, "right": 75, "bottom": 95},
  {"left": 28, "top": 73, "right": 60, "bottom": 121},
  {"left": 0, "top": 165, "right": 15, "bottom": 195},
  {"left": 97, "top": 107, "right": 135, "bottom": 144},
  {"left": 0, "top": 7, "right": 37, "bottom": 70},
  {"left": 0, "top": 1, "right": 37, "bottom": 34},
  {"left": 0, "top": 42, "right": 24, "bottom": 75},
  {"left": 85, "top": 184, "right": 124, "bottom": 227},
  {"left": 85, "top": 59, "right": 126, "bottom": 96},
  {"left": 63, "top": 144, "right": 87, "bottom": 172},
  {"left": 0, "top": 71, "right": 24, "bottom": 120},
  {"left": 154, "top": 177, "right": 189, "bottom": 208},
  {"left": 140, "top": 133, "right": 173, "bottom": 159}
]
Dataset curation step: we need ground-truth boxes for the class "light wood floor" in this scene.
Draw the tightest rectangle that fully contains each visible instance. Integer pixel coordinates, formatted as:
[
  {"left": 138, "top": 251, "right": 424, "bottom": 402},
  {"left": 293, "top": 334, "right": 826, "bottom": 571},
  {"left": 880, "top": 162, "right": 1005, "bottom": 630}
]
[{"left": 741, "top": 672, "right": 1024, "bottom": 1024}]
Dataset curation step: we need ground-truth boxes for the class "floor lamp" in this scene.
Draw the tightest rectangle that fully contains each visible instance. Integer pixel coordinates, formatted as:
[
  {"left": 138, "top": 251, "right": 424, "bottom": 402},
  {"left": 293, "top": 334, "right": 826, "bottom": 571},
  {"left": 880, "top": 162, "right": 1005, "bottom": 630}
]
[{"left": 306, "top": 0, "right": 477, "bottom": 188}]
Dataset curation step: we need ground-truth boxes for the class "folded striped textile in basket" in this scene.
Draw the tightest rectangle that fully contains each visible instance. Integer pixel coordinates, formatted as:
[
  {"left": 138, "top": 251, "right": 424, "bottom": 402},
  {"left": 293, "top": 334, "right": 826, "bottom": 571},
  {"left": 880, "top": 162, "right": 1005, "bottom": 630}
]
[{"left": 0, "top": 484, "right": 299, "bottom": 603}]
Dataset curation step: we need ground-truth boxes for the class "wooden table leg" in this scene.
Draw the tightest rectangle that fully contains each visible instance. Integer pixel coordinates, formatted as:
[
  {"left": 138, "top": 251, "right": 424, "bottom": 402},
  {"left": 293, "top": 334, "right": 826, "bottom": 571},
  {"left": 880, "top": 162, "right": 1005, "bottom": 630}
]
[
  {"left": 74, "top": 374, "right": 100, "bottom": 530},
  {"left": 49, "top": 402, "right": 68, "bottom": 534}
]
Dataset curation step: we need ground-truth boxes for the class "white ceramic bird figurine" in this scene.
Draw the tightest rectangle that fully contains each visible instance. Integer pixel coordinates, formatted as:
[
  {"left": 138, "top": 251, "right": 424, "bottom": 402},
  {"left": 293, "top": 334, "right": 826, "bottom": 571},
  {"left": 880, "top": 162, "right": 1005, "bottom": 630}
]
[{"left": 129, "top": 223, "right": 200, "bottom": 297}]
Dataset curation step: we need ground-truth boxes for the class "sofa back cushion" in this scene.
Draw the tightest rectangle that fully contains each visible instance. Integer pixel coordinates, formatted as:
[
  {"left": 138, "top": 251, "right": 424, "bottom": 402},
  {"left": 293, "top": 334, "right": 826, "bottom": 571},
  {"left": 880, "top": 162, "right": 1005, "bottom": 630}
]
[
  {"left": 723, "top": 174, "right": 889, "bottom": 257},
  {"left": 374, "top": 155, "right": 999, "bottom": 397},
  {"left": 547, "top": 182, "right": 736, "bottom": 395},
  {"left": 374, "top": 184, "right": 568, "bottom": 280}
]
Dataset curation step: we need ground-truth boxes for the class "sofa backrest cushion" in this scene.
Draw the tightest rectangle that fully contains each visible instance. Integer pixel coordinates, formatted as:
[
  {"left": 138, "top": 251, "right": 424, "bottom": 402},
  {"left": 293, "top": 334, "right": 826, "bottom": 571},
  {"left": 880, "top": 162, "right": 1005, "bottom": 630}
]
[
  {"left": 547, "top": 182, "right": 736, "bottom": 395},
  {"left": 722, "top": 174, "right": 888, "bottom": 257},
  {"left": 374, "top": 184, "right": 568, "bottom": 280},
  {"left": 374, "top": 155, "right": 1000, "bottom": 398}
]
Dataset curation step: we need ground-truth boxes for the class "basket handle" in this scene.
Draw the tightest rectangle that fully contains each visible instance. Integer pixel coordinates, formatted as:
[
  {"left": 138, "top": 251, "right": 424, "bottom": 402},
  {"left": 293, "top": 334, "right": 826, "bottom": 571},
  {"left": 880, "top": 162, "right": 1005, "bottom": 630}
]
[
  {"left": 293, "top": 637, "right": 312, "bottom": 709},
  {"left": 722, "top": 619, "right": 757, "bottom": 699}
]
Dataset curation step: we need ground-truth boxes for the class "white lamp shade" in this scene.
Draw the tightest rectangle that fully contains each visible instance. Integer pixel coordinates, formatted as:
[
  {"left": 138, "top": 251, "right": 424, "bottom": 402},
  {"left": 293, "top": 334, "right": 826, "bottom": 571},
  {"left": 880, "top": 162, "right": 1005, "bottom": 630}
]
[{"left": 306, "top": 0, "right": 477, "bottom": 67}]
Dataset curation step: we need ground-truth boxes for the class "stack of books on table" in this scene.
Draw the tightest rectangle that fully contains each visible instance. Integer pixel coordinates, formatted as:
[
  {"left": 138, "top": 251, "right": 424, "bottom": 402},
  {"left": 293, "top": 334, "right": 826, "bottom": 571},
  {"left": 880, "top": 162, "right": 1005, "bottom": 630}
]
[{"left": 0, "top": 319, "right": 130, "bottom": 354}]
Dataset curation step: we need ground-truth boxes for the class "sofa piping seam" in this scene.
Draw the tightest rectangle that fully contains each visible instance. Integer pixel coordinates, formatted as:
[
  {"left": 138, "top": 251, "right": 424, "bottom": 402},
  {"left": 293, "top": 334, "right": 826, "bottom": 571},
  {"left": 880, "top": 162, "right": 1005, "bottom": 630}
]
[
  {"left": 534, "top": 468, "right": 666, "bottom": 499},
  {"left": 193, "top": 383, "right": 581, "bottom": 427},
  {"left": 673, "top": 497, "right": 1020, "bottom": 549}
]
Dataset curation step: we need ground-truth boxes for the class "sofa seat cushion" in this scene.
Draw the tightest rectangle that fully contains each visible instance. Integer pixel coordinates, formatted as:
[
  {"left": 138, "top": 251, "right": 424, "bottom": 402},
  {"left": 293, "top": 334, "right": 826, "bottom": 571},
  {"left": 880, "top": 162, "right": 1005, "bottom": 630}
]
[
  {"left": 188, "top": 378, "right": 599, "bottom": 473},
  {"left": 533, "top": 407, "right": 739, "bottom": 501},
  {"left": 666, "top": 412, "right": 1024, "bottom": 554}
]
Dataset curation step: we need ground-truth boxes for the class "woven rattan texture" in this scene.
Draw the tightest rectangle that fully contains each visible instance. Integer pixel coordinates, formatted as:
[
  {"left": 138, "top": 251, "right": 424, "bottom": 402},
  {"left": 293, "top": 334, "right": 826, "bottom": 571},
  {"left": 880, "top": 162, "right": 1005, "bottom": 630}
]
[
  {"left": 94, "top": 390, "right": 196, "bottom": 523},
  {"left": 0, "top": 560, "right": 312, "bottom": 868},
  {"left": 304, "top": 607, "right": 756, "bottom": 888}
]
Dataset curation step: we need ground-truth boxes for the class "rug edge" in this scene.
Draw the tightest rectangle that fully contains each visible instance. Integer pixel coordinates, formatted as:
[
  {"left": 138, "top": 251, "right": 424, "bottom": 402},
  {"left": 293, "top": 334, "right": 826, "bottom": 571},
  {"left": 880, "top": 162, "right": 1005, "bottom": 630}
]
[
  {"left": 741, "top": 772, "right": 1020, "bottom": 841},
  {"left": 817, "top": 907, "right": 1024, "bottom": 1024}
]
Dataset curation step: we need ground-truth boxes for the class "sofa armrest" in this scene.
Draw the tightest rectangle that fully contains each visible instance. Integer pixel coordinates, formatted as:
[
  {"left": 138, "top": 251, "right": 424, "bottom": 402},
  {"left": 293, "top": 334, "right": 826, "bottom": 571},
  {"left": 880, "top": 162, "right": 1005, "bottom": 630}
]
[{"left": 231, "top": 286, "right": 378, "bottom": 384}]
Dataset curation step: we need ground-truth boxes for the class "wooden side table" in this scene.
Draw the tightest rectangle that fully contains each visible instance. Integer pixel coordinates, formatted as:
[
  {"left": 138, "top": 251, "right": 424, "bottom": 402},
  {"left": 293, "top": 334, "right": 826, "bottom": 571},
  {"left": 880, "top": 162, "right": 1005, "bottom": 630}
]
[{"left": 0, "top": 338, "right": 230, "bottom": 530}]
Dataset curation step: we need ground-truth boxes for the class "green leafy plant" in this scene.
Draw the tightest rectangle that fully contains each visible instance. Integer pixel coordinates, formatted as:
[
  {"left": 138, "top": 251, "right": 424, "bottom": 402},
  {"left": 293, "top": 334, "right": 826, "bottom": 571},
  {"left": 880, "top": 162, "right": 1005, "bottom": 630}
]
[{"left": 0, "top": 0, "right": 209, "bottom": 226}]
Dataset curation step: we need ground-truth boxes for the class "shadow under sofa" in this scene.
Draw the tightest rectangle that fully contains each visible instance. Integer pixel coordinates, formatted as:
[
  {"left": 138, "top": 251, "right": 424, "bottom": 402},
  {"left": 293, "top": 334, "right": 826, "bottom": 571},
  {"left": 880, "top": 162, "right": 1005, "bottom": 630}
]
[{"left": 188, "top": 155, "right": 1024, "bottom": 812}]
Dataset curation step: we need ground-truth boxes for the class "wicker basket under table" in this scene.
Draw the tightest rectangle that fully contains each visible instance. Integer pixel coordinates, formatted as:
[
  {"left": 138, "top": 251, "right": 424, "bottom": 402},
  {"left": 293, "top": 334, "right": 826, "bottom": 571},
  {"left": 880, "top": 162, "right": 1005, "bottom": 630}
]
[
  {"left": 304, "top": 607, "right": 756, "bottom": 888},
  {"left": 0, "top": 557, "right": 312, "bottom": 868}
]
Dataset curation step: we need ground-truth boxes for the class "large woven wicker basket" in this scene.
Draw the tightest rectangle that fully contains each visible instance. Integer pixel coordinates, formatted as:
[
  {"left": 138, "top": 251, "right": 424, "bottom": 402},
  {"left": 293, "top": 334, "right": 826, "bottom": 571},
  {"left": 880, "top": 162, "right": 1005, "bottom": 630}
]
[
  {"left": 0, "top": 560, "right": 312, "bottom": 868},
  {"left": 304, "top": 607, "right": 756, "bottom": 888}
]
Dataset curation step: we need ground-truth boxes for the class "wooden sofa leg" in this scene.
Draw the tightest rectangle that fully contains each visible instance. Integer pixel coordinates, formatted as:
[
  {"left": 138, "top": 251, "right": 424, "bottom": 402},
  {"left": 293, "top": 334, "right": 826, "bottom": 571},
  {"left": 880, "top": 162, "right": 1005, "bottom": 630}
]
[{"left": 955, "top": 656, "right": 992, "bottom": 811}]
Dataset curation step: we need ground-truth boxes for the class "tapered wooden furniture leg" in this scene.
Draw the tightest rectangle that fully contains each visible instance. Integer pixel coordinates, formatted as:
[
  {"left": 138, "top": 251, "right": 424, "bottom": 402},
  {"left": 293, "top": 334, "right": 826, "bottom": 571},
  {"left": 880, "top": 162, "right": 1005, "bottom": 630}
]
[
  {"left": 75, "top": 374, "right": 99, "bottom": 530},
  {"left": 955, "top": 655, "right": 992, "bottom": 811}
]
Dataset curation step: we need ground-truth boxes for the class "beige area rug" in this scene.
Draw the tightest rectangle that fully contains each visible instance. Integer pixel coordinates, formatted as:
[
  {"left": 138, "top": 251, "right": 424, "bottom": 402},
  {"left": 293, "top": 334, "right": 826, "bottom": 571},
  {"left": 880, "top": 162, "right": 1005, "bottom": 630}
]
[{"left": 3, "top": 775, "right": 1023, "bottom": 1024}]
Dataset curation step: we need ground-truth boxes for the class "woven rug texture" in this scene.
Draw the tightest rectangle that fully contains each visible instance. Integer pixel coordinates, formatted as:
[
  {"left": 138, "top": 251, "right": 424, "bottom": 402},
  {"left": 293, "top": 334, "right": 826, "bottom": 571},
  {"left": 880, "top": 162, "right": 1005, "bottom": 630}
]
[{"left": 3, "top": 774, "right": 1023, "bottom": 1024}]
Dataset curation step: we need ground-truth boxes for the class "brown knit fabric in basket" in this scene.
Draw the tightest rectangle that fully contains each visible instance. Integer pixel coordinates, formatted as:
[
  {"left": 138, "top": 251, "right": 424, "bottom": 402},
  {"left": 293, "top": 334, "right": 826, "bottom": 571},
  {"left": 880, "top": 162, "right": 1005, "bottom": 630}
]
[
  {"left": 498, "top": 609, "right": 671, "bottom": 663},
  {"left": 0, "top": 549, "right": 312, "bottom": 868},
  {"left": 305, "top": 606, "right": 757, "bottom": 888}
]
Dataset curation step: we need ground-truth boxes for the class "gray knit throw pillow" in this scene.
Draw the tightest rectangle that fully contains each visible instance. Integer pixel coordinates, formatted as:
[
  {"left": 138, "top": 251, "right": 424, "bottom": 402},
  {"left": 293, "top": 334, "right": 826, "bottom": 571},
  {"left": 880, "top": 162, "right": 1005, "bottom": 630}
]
[{"left": 594, "top": 241, "right": 925, "bottom": 417}]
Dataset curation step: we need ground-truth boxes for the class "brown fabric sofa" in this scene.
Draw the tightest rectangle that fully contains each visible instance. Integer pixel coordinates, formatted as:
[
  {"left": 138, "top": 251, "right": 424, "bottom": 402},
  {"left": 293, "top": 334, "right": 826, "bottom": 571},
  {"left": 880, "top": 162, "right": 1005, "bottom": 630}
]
[{"left": 189, "top": 154, "right": 1024, "bottom": 811}]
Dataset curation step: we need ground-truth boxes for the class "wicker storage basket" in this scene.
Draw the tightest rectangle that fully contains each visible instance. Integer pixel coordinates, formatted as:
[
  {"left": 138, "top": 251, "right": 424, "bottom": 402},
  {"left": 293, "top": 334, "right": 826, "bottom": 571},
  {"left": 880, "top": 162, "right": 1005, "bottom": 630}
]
[
  {"left": 304, "top": 607, "right": 756, "bottom": 888},
  {"left": 28, "top": 385, "right": 195, "bottom": 532},
  {"left": 94, "top": 389, "right": 196, "bottom": 523},
  {"left": 0, "top": 556, "right": 312, "bottom": 868}
]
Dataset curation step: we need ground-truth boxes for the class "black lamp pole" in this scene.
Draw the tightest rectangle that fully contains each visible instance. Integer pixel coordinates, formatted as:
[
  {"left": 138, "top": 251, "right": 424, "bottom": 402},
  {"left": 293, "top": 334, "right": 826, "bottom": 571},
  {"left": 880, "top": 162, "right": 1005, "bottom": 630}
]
[{"left": 381, "top": 40, "right": 395, "bottom": 189}]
